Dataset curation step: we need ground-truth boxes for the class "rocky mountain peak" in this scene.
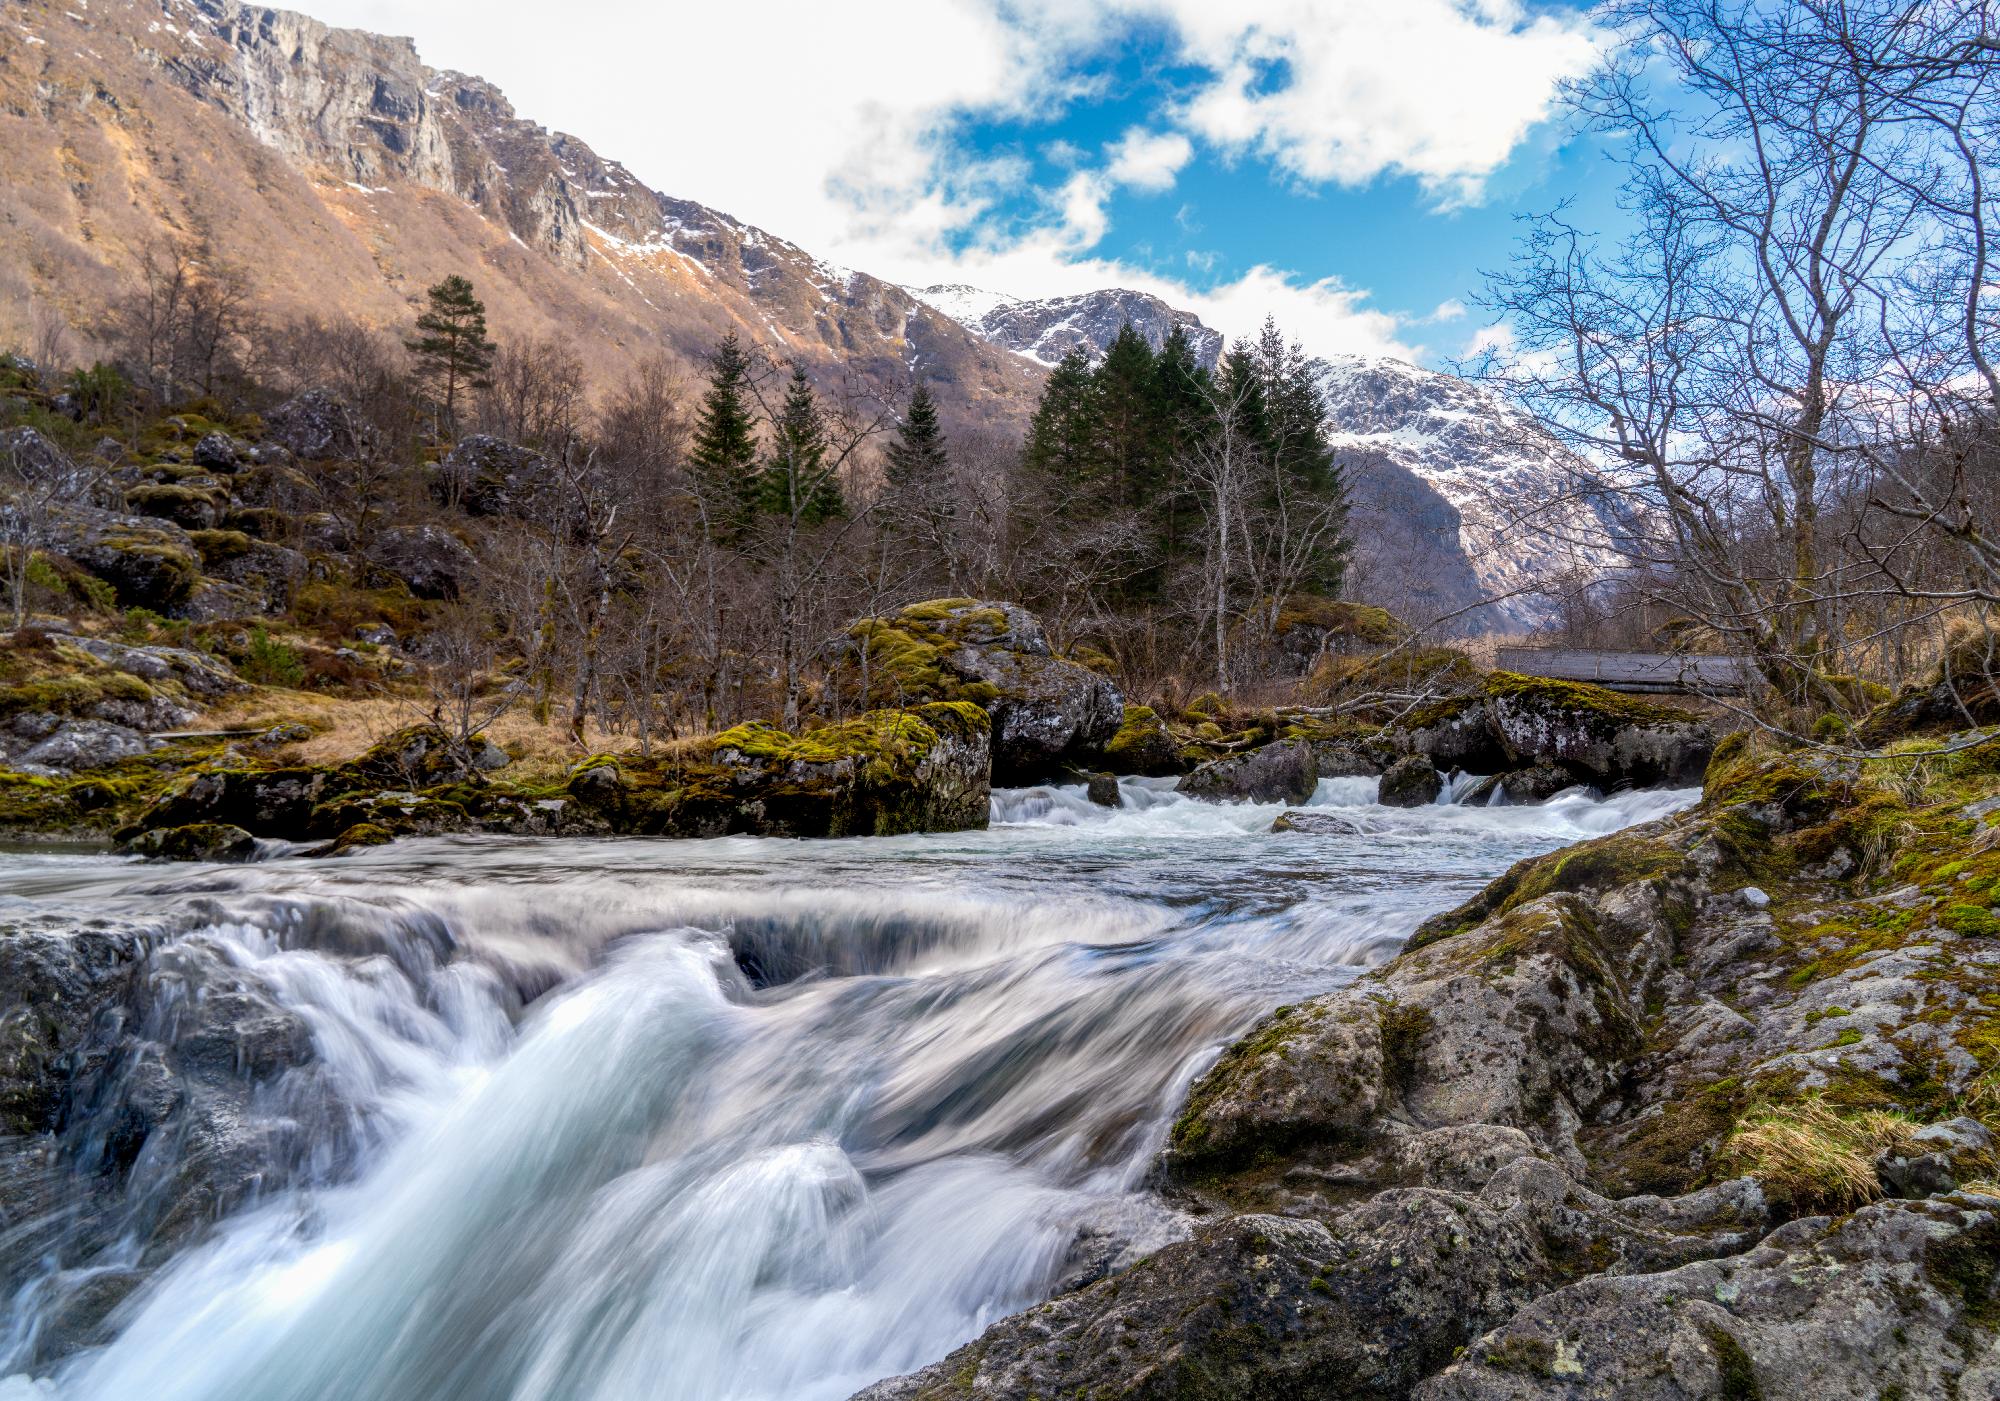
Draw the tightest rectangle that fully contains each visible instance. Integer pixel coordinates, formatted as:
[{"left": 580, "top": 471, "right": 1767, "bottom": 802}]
[{"left": 911, "top": 285, "right": 1225, "bottom": 368}]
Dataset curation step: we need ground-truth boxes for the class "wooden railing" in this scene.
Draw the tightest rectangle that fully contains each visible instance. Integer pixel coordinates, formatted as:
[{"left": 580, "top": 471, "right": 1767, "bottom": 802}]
[{"left": 1495, "top": 646, "right": 1758, "bottom": 695}]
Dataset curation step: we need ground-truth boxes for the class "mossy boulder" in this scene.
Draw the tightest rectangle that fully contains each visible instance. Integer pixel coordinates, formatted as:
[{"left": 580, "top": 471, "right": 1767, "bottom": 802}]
[
  {"left": 123, "top": 482, "right": 226, "bottom": 530},
  {"left": 1101, "top": 704, "right": 1181, "bottom": 776},
  {"left": 846, "top": 600, "right": 1122, "bottom": 783},
  {"left": 433, "top": 435, "right": 549, "bottom": 518},
  {"left": 124, "top": 823, "right": 258, "bottom": 863},
  {"left": 50, "top": 514, "right": 202, "bottom": 612},
  {"left": 1385, "top": 671, "right": 1715, "bottom": 789},
  {"left": 568, "top": 702, "right": 992, "bottom": 838},
  {"left": 1272, "top": 597, "right": 1404, "bottom": 675}
]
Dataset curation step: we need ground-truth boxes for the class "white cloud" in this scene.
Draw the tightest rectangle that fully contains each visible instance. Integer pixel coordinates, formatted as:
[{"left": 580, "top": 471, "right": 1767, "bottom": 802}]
[
  {"left": 1429, "top": 298, "right": 1469, "bottom": 323},
  {"left": 1104, "top": 127, "right": 1194, "bottom": 193},
  {"left": 297, "top": 0, "right": 1601, "bottom": 358}
]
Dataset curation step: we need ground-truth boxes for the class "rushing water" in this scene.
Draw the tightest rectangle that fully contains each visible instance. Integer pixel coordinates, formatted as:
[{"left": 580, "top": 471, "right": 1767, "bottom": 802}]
[{"left": 0, "top": 775, "right": 1691, "bottom": 1401}]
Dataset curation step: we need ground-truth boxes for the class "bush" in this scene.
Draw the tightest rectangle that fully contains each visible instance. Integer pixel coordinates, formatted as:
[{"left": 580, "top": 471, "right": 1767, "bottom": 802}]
[{"left": 242, "top": 627, "right": 305, "bottom": 687}]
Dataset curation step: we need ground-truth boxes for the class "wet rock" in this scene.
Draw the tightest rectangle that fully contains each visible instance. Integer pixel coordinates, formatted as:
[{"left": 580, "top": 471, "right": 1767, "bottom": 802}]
[
  {"left": 12, "top": 720, "right": 159, "bottom": 774},
  {"left": 128, "top": 767, "right": 329, "bottom": 840},
  {"left": 1378, "top": 754, "right": 1442, "bottom": 807},
  {"left": 846, "top": 600, "right": 1123, "bottom": 783},
  {"left": 263, "top": 389, "right": 369, "bottom": 461},
  {"left": 1102, "top": 704, "right": 1180, "bottom": 776},
  {"left": 364, "top": 524, "right": 477, "bottom": 599},
  {"left": 124, "top": 823, "right": 259, "bottom": 863},
  {"left": 1271, "top": 809, "right": 1365, "bottom": 835},
  {"left": 1498, "top": 763, "right": 1576, "bottom": 804},
  {"left": 1086, "top": 772, "right": 1121, "bottom": 808},
  {"left": 1178, "top": 739, "right": 1318, "bottom": 806}
]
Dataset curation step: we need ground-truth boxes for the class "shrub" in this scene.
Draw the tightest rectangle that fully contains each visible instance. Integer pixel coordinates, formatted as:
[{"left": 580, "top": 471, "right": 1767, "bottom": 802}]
[{"left": 242, "top": 627, "right": 305, "bottom": 687}]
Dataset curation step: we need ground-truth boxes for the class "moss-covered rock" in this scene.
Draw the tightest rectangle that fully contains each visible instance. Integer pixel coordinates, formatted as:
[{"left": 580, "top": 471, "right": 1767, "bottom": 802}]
[
  {"left": 1377, "top": 754, "right": 1442, "bottom": 808},
  {"left": 50, "top": 514, "right": 202, "bottom": 611},
  {"left": 123, "top": 482, "right": 226, "bottom": 530},
  {"left": 124, "top": 823, "right": 258, "bottom": 863},
  {"left": 1101, "top": 704, "right": 1182, "bottom": 776},
  {"left": 845, "top": 600, "right": 1122, "bottom": 783},
  {"left": 569, "top": 702, "right": 993, "bottom": 838}
]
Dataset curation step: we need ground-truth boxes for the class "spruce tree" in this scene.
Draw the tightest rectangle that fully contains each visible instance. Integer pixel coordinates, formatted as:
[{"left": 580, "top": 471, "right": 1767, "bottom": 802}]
[
  {"left": 405, "top": 275, "right": 495, "bottom": 437},
  {"left": 762, "top": 365, "right": 842, "bottom": 524},
  {"left": 689, "top": 332, "right": 762, "bottom": 538},
  {"left": 1022, "top": 348, "right": 1102, "bottom": 501},
  {"left": 1253, "top": 318, "right": 1349, "bottom": 596},
  {"left": 1093, "top": 324, "right": 1161, "bottom": 512},
  {"left": 883, "top": 383, "right": 955, "bottom": 585}
]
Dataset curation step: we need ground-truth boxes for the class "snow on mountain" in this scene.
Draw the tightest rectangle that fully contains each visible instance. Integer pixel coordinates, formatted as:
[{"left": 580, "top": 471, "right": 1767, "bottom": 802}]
[
  {"left": 911, "top": 285, "right": 1224, "bottom": 368},
  {"left": 1319, "top": 355, "right": 1635, "bottom": 633}
]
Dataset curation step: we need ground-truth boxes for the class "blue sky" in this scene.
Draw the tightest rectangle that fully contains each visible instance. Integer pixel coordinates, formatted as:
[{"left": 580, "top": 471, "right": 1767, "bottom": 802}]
[{"left": 305, "top": 0, "right": 1617, "bottom": 364}]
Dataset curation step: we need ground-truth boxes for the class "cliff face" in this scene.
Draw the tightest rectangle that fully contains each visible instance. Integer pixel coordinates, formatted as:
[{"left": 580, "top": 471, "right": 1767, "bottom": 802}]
[{"left": 0, "top": 0, "right": 1043, "bottom": 420}]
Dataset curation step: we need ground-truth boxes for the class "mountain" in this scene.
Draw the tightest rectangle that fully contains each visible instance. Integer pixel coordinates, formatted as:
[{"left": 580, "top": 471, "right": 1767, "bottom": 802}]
[
  {"left": 1320, "top": 355, "right": 1636, "bottom": 633},
  {"left": 0, "top": 0, "right": 1619, "bottom": 633},
  {"left": 907, "top": 285, "right": 1225, "bottom": 368},
  {"left": 0, "top": 0, "right": 1042, "bottom": 422}
]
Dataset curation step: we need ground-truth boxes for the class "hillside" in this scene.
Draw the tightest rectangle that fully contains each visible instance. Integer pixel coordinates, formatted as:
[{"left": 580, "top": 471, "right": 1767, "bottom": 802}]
[
  {"left": 0, "top": 0, "right": 1624, "bottom": 634},
  {"left": 0, "top": 0, "right": 1043, "bottom": 422}
]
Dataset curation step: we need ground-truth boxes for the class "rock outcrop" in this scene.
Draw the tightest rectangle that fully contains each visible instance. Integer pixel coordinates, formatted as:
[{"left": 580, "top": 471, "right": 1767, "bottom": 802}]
[
  {"left": 566, "top": 702, "right": 992, "bottom": 839},
  {"left": 857, "top": 732, "right": 2000, "bottom": 1400},
  {"left": 1391, "top": 672, "right": 1715, "bottom": 790},
  {"left": 847, "top": 600, "right": 1123, "bottom": 783}
]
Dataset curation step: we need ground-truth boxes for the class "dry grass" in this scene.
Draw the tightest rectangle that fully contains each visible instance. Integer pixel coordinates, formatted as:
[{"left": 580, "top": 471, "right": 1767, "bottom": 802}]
[
  {"left": 196, "top": 688, "right": 701, "bottom": 785},
  {"left": 1718, "top": 1097, "right": 1922, "bottom": 1211}
]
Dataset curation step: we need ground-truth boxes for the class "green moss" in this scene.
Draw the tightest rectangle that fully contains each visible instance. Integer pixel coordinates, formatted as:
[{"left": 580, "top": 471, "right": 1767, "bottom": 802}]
[
  {"left": 1272, "top": 597, "right": 1403, "bottom": 645},
  {"left": 1483, "top": 670, "right": 1694, "bottom": 728},
  {"left": 1703, "top": 1326, "right": 1763, "bottom": 1401},
  {"left": 189, "top": 529, "right": 257, "bottom": 566}
]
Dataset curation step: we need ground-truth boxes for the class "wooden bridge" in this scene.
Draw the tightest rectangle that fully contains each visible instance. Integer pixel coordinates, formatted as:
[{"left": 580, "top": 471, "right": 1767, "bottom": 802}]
[{"left": 1495, "top": 646, "right": 1760, "bottom": 696}]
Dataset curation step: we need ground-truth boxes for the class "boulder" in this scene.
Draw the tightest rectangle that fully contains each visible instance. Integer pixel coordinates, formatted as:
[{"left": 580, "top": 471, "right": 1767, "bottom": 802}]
[
  {"left": 12, "top": 720, "right": 159, "bottom": 774},
  {"left": 1485, "top": 674, "right": 1713, "bottom": 788},
  {"left": 263, "top": 389, "right": 369, "bottom": 461},
  {"left": 124, "top": 823, "right": 259, "bottom": 863},
  {"left": 1085, "top": 772, "right": 1121, "bottom": 808},
  {"left": 123, "top": 482, "right": 225, "bottom": 530},
  {"left": 190, "top": 433, "right": 243, "bottom": 472},
  {"left": 1, "top": 426, "right": 118, "bottom": 509},
  {"left": 1101, "top": 704, "right": 1181, "bottom": 776},
  {"left": 1499, "top": 763, "right": 1576, "bottom": 804},
  {"left": 567, "top": 702, "right": 992, "bottom": 838},
  {"left": 1387, "top": 673, "right": 1714, "bottom": 790},
  {"left": 1271, "top": 809, "right": 1366, "bottom": 835},
  {"left": 364, "top": 524, "right": 477, "bottom": 599},
  {"left": 847, "top": 600, "right": 1123, "bottom": 783},
  {"left": 1378, "top": 754, "right": 1442, "bottom": 807},
  {"left": 1178, "top": 739, "right": 1319, "bottom": 805},
  {"left": 48, "top": 512, "right": 201, "bottom": 611},
  {"left": 434, "top": 435, "right": 548, "bottom": 518}
]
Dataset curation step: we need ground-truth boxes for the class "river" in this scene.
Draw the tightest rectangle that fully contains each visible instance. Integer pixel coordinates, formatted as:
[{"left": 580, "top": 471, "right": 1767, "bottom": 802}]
[{"left": 0, "top": 774, "right": 1689, "bottom": 1401}]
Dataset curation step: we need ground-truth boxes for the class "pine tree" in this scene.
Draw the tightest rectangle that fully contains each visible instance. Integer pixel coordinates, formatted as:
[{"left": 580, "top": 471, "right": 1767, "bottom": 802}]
[
  {"left": 405, "top": 276, "right": 495, "bottom": 437},
  {"left": 1252, "top": 318, "right": 1349, "bottom": 596},
  {"left": 761, "top": 365, "right": 843, "bottom": 525},
  {"left": 689, "top": 332, "right": 762, "bottom": 539},
  {"left": 1146, "top": 323, "right": 1213, "bottom": 579}
]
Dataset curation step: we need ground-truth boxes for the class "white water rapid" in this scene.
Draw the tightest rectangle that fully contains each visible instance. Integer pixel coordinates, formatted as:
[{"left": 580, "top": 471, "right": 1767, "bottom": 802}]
[{"left": 0, "top": 775, "right": 1691, "bottom": 1401}]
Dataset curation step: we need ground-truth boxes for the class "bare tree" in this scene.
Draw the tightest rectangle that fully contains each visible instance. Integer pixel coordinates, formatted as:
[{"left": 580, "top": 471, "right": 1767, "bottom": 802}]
[
  {"left": 1479, "top": 0, "right": 2000, "bottom": 719},
  {"left": 0, "top": 435, "right": 100, "bottom": 628}
]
